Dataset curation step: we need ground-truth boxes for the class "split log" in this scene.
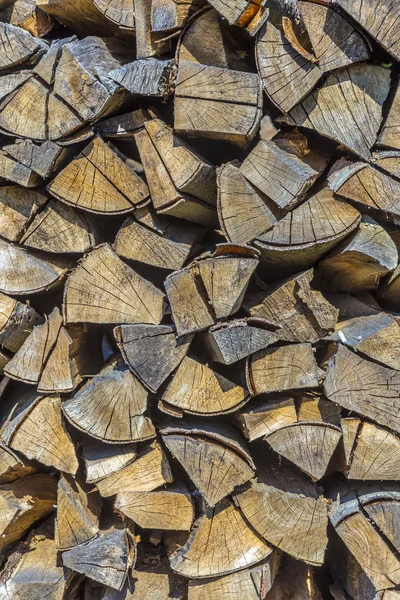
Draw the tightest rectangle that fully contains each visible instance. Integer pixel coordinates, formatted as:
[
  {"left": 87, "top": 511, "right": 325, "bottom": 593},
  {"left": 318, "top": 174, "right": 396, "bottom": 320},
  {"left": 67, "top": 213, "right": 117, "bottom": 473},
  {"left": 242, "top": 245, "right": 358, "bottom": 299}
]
[
  {"left": 111, "top": 59, "right": 175, "bottom": 98},
  {"left": 55, "top": 474, "right": 100, "bottom": 550},
  {"left": 62, "top": 527, "right": 136, "bottom": 591},
  {"left": 234, "top": 462, "right": 329, "bottom": 565},
  {"left": 115, "top": 324, "right": 192, "bottom": 393},
  {"left": 265, "top": 555, "right": 323, "bottom": 600},
  {"left": 63, "top": 244, "right": 166, "bottom": 325},
  {"left": 169, "top": 497, "right": 273, "bottom": 578},
  {"left": 297, "top": 392, "right": 341, "bottom": 425},
  {"left": 0, "top": 22, "right": 47, "bottom": 70},
  {"left": 0, "top": 292, "right": 42, "bottom": 353},
  {"left": 0, "top": 444, "right": 36, "bottom": 483},
  {"left": 161, "top": 355, "right": 249, "bottom": 416},
  {"left": 247, "top": 343, "right": 324, "bottom": 395},
  {"left": 93, "top": 0, "right": 135, "bottom": 30},
  {"left": 36, "top": 0, "right": 124, "bottom": 35},
  {"left": 239, "top": 133, "right": 326, "bottom": 212},
  {"left": 236, "top": 396, "right": 297, "bottom": 441},
  {"left": 372, "top": 150, "right": 400, "bottom": 179},
  {"left": 324, "top": 344, "right": 400, "bottom": 435},
  {"left": 244, "top": 269, "right": 338, "bottom": 342},
  {"left": 174, "top": 60, "right": 262, "bottom": 146},
  {"left": 82, "top": 439, "right": 137, "bottom": 484},
  {"left": 1, "top": 392, "right": 79, "bottom": 474},
  {"left": 0, "top": 186, "right": 47, "bottom": 243},
  {"left": 48, "top": 136, "right": 149, "bottom": 214},
  {"left": 161, "top": 419, "right": 255, "bottom": 506},
  {"left": 95, "top": 441, "right": 173, "bottom": 497},
  {"left": 62, "top": 359, "right": 156, "bottom": 444},
  {"left": 3, "top": 139, "right": 68, "bottom": 179},
  {"left": 264, "top": 421, "right": 342, "bottom": 480},
  {"left": 206, "top": 0, "right": 268, "bottom": 34},
  {"left": 317, "top": 216, "right": 398, "bottom": 293},
  {"left": 281, "top": 64, "right": 390, "bottom": 160},
  {"left": 217, "top": 161, "right": 278, "bottom": 245},
  {"left": 327, "top": 313, "right": 400, "bottom": 370},
  {"left": 95, "top": 108, "right": 149, "bottom": 139},
  {"left": 378, "top": 82, "right": 400, "bottom": 150},
  {"left": 0, "top": 151, "right": 40, "bottom": 187},
  {"left": 0, "top": 69, "right": 32, "bottom": 104},
  {"left": 253, "top": 189, "right": 361, "bottom": 276},
  {"left": 114, "top": 485, "right": 194, "bottom": 530}
]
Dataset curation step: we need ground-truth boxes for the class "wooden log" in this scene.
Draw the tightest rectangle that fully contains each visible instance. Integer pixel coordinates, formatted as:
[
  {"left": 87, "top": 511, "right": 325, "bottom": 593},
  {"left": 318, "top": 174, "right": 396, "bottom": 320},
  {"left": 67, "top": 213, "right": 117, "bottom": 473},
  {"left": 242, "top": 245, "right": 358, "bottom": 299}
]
[
  {"left": 115, "top": 324, "right": 193, "bottom": 393},
  {"left": 359, "top": 489, "right": 400, "bottom": 554},
  {"left": 169, "top": 497, "right": 273, "bottom": 578},
  {"left": 324, "top": 344, "right": 400, "bottom": 435},
  {"left": 95, "top": 108, "right": 149, "bottom": 139},
  {"left": 48, "top": 136, "right": 149, "bottom": 215},
  {"left": 1, "top": 392, "right": 79, "bottom": 474},
  {"left": 281, "top": 64, "right": 390, "bottom": 160},
  {"left": 0, "top": 292, "right": 42, "bottom": 353},
  {"left": 244, "top": 269, "right": 338, "bottom": 342},
  {"left": 161, "top": 355, "right": 249, "bottom": 416},
  {"left": 95, "top": 441, "right": 173, "bottom": 497},
  {"left": 111, "top": 59, "right": 175, "bottom": 97},
  {"left": 93, "top": 0, "right": 134, "bottom": 29},
  {"left": 253, "top": 188, "right": 361, "bottom": 276},
  {"left": 236, "top": 396, "right": 298, "bottom": 441},
  {"left": 297, "top": 391, "right": 341, "bottom": 425},
  {"left": 63, "top": 244, "right": 165, "bottom": 325},
  {"left": 0, "top": 444, "right": 36, "bottom": 483},
  {"left": 3, "top": 139, "right": 68, "bottom": 179},
  {"left": 115, "top": 485, "right": 194, "bottom": 530},
  {"left": 247, "top": 343, "right": 324, "bottom": 395},
  {"left": 174, "top": 60, "right": 262, "bottom": 146},
  {"left": 36, "top": 0, "right": 123, "bottom": 36},
  {"left": 177, "top": 8, "right": 231, "bottom": 68},
  {"left": 161, "top": 419, "right": 255, "bottom": 506},
  {"left": 0, "top": 22, "right": 47, "bottom": 70},
  {"left": 234, "top": 462, "right": 329, "bottom": 565},
  {"left": 372, "top": 150, "right": 400, "bottom": 179},
  {"left": 82, "top": 439, "right": 137, "bottom": 484},
  {"left": 0, "top": 0, "right": 53, "bottom": 37},
  {"left": 55, "top": 474, "right": 100, "bottom": 551},
  {"left": 0, "top": 186, "right": 47, "bottom": 243},
  {"left": 0, "top": 151, "right": 40, "bottom": 188},
  {"left": 378, "top": 81, "right": 400, "bottom": 150},
  {"left": 62, "top": 359, "right": 156, "bottom": 444},
  {"left": 62, "top": 527, "right": 136, "bottom": 591}
]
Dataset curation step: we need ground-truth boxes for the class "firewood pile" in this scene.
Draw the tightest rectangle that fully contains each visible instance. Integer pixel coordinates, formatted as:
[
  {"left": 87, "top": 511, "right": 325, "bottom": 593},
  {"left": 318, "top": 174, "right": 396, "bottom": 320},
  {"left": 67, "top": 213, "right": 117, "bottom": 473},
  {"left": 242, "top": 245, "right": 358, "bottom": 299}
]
[{"left": 0, "top": 0, "right": 400, "bottom": 598}]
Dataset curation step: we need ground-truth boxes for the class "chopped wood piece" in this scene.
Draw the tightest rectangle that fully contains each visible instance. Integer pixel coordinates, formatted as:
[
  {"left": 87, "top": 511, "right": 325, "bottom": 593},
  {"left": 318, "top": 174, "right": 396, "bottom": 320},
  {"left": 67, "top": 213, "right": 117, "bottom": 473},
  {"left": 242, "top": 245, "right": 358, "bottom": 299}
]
[
  {"left": 1, "top": 393, "right": 79, "bottom": 474},
  {"left": 360, "top": 490, "right": 400, "bottom": 553},
  {"left": 378, "top": 82, "right": 400, "bottom": 150},
  {"left": 0, "top": 22, "right": 46, "bottom": 70},
  {"left": 206, "top": 0, "right": 261, "bottom": 28},
  {"left": 161, "top": 419, "right": 254, "bottom": 506},
  {"left": 297, "top": 392, "right": 341, "bottom": 425},
  {"left": 239, "top": 135, "right": 325, "bottom": 212},
  {"left": 0, "top": 151, "right": 39, "bottom": 188},
  {"left": 253, "top": 188, "right": 361, "bottom": 276},
  {"left": 161, "top": 356, "right": 249, "bottom": 416},
  {"left": 63, "top": 244, "right": 165, "bottom": 325},
  {"left": 372, "top": 150, "right": 400, "bottom": 178},
  {"left": 3, "top": 139, "right": 68, "bottom": 179},
  {"left": 244, "top": 269, "right": 338, "bottom": 342},
  {"left": 282, "top": 64, "right": 390, "bottom": 160},
  {"left": 0, "top": 444, "right": 36, "bottom": 483},
  {"left": 111, "top": 59, "right": 174, "bottom": 97},
  {"left": 21, "top": 200, "right": 99, "bottom": 254},
  {"left": 174, "top": 60, "right": 262, "bottom": 146},
  {"left": 48, "top": 136, "right": 149, "bottom": 215},
  {"left": 62, "top": 527, "right": 136, "bottom": 591},
  {"left": 236, "top": 397, "right": 298, "bottom": 441},
  {"left": 82, "top": 440, "right": 137, "bottom": 484},
  {"left": 96, "top": 441, "right": 173, "bottom": 498},
  {"left": 324, "top": 344, "right": 400, "bottom": 435},
  {"left": 93, "top": 0, "right": 135, "bottom": 29},
  {"left": 0, "top": 292, "right": 42, "bottom": 353},
  {"left": 0, "top": 238, "right": 69, "bottom": 295},
  {"left": 115, "top": 324, "right": 192, "bottom": 393},
  {"left": 36, "top": 0, "right": 122, "bottom": 35},
  {"left": 0, "top": 186, "right": 47, "bottom": 243},
  {"left": 317, "top": 216, "right": 398, "bottom": 293},
  {"left": 178, "top": 8, "right": 230, "bottom": 68},
  {"left": 235, "top": 463, "right": 329, "bottom": 565},
  {"left": 265, "top": 555, "right": 323, "bottom": 600},
  {"left": 265, "top": 421, "right": 342, "bottom": 480},
  {"left": 0, "top": 0, "right": 53, "bottom": 37},
  {"left": 247, "top": 343, "right": 324, "bottom": 395},
  {"left": 115, "top": 486, "right": 194, "bottom": 530},
  {"left": 336, "top": 0, "right": 400, "bottom": 61},
  {"left": 217, "top": 161, "right": 278, "bottom": 245},
  {"left": 95, "top": 109, "right": 149, "bottom": 139},
  {"left": 169, "top": 498, "right": 273, "bottom": 578},
  {"left": 55, "top": 474, "right": 100, "bottom": 551},
  {"left": 62, "top": 359, "right": 156, "bottom": 444},
  {"left": 327, "top": 313, "right": 400, "bottom": 370}
]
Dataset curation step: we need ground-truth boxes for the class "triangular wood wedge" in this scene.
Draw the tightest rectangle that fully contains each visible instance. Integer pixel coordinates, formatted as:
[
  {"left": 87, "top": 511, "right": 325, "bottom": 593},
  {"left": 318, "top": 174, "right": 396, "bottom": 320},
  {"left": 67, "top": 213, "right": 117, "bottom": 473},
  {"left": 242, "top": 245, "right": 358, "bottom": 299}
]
[
  {"left": 115, "top": 324, "right": 193, "bottom": 393},
  {"left": 1, "top": 393, "right": 79, "bottom": 474},
  {"left": 234, "top": 463, "right": 329, "bottom": 565},
  {"left": 247, "top": 343, "right": 324, "bottom": 395},
  {"left": 114, "top": 485, "right": 194, "bottom": 530},
  {"left": 55, "top": 474, "right": 100, "bottom": 551},
  {"left": 253, "top": 188, "right": 361, "bottom": 276},
  {"left": 0, "top": 186, "right": 47, "bottom": 243},
  {"left": 244, "top": 269, "right": 338, "bottom": 342},
  {"left": 3, "top": 139, "right": 67, "bottom": 179},
  {"left": 359, "top": 488, "right": 400, "bottom": 554},
  {"left": 169, "top": 497, "right": 273, "bottom": 578},
  {"left": 0, "top": 22, "right": 46, "bottom": 70},
  {"left": 93, "top": 0, "right": 134, "bottom": 28},
  {"left": 161, "top": 419, "right": 255, "bottom": 506},
  {"left": 0, "top": 443, "right": 36, "bottom": 483},
  {"left": 324, "top": 344, "right": 400, "bottom": 435},
  {"left": 161, "top": 356, "right": 250, "bottom": 416},
  {"left": 62, "top": 359, "right": 156, "bottom": 444},
  {"left": 111, "top": 59, "right": 175, "bottom": 97},
  {"left": 378, "top": 82, "right": 400, "bottom": 150},
  {"left": 236, "top": 396, "right": 298, "bottom": 442},
  {"left": 0, "top": 292, "right": 42, "bottom": 353},
  {"left": 264, "top": 421, "right": 342, "bottom": 480},
  {"left": 62, "top": 527, "right": 136, "bottom": 591},
  {"left": 96, "top": 441, "right": 173, "bottom": 497},
  {"left": 82, "top": 439, "right": 137, "bottom": 484},
  {"left": 48, "top": 136, "right": 149, "bottom": 214},
  {"left": 63, "top": 244, "right": 165, "bottom": 325},
  {"left": 282, "top": 64, "right": 390, "bottom": 160}
]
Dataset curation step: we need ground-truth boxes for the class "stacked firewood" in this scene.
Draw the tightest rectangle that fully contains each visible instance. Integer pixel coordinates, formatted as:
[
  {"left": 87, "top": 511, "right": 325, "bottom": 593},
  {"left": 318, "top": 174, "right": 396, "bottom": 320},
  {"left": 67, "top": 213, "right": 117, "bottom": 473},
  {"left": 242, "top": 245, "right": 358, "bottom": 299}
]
[{"left": 0, "top": 0, "right": 399, "bottom": 598}]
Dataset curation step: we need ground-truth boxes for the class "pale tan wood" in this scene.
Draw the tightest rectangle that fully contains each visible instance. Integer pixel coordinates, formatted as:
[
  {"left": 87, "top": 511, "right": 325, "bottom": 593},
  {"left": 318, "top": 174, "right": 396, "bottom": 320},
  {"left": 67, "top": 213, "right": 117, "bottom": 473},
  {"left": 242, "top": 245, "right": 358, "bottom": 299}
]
[
  {"left": 0, "top": 444, "right": 36, "bottom": 483},
  {"left": 37, "top": 0, "right": 122, "bottom": 35},
  {"left": 94, "top": 0, "right": 134, "bottom": 29},
  {"left": 297, "top": 392, "right": 341, "bottom": 426},
  {"left": 379, "top": 265, "right": 400, "bottom": 309},
  {"left": 378, "top": 82, "right": 400, "bottom": 150},
  {"left": 248, "top": 343, "right": 324, "bottom": 395},
  {"left": 0, "top": 69, "right": 32, "bottom": 104},
  {"left": 96, "top": 441, "right": 173, "bottom": 497},
  {"left": 0, "top": 292, "right": 42, "bottom": 353},
  {"left": 63, "top": 244, "right": 165, "bottom": 325},
  {"left": 82, "top": 440, "right": 137, "bottom": 484},
  {"left": 169, "top": 498, "right": 273, "bottom": 578},
  {"left": 340, "top": 417, "right": 361, "bottom": 467},
  {"left": 0, "top": 186, "right": 47, "bottom": 243},
  {"left": 178, "top": 8, "right": 230, "bottom": 68},
  {"left": 236, "top": 397, "right": 298, "bottom": 442},
  {"left": 361, "top": 494, "right": 400, "bottom": 554},
  {"left": 0, "top": 0, "right": 53, "bottom": 37}
]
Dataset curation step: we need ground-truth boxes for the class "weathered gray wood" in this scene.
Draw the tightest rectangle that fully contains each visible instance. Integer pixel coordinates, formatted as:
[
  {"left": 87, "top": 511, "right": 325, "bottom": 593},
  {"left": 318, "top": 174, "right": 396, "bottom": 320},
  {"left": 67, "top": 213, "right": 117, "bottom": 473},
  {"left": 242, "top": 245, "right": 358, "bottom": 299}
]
[{"left": 111, "top": 59, "right": 174, "bottom": 97}]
